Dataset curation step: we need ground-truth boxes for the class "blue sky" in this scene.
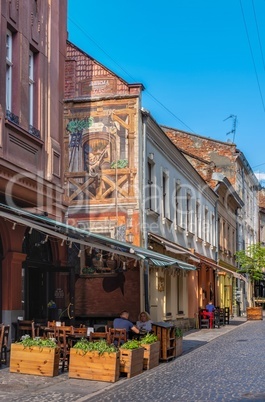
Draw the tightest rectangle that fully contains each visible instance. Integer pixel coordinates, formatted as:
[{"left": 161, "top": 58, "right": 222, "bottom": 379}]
[{"left": 67, "top": 0, "right": 265, "bottom": 182}]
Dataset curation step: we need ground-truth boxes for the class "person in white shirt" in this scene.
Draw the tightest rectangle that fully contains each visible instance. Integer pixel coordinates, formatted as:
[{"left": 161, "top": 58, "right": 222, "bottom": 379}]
[{"left": 136, "top": 311, "right": 153, "bottom": 332}]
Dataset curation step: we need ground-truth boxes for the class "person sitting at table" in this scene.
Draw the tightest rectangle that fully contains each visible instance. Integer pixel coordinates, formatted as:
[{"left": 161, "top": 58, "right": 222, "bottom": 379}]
[
  {"left": 205, "top": 301, "right": 216, "bottom": 312},
  {"left": 113, "top": 310, "right": 140, "bottom": 339},
  {"left": 136, "top": 311, "right": 152, "bottom": 333}
]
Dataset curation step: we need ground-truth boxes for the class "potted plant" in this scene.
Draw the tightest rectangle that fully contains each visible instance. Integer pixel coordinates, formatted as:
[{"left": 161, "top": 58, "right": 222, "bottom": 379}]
[
  {"left": 119, "top": 339, "right": 144, "bottom": 378},
  {"left": 10, "top": 335, "right": 60, "bottom": 377},
  {"left": 69, "top": 339, "right": 120, "bottom": 382},
  {"left": 175, "top": 327, "right": 183, "bottom": 357},
  {"left": 139, "top": 333, "right": 160, "bottom": 370}
]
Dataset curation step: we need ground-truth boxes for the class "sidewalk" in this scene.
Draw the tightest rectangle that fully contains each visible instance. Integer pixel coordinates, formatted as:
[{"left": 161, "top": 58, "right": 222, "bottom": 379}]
[
  {"left": 182, "top": 315, "right": 247, "bottom": 355},
  {"left": 0, "top": 316, "right": 248, "bottom": 401}
]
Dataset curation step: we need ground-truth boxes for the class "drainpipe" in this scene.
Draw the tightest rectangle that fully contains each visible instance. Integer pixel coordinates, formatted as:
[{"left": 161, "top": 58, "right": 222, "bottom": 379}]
[
  {"left": 141, "top": 108, "right": 150, "bottom": 313},
  {"left": 214, "top": 199, "right": 219, "bottom": 307}
]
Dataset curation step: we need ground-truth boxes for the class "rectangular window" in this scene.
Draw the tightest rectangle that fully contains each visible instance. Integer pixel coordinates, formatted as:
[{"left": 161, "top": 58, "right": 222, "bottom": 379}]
[
  {"left": 29, "top": 50, "right": 34, "bottom": 126},
  {"left": 211, "top": 213, "right": 215, "bottom": 246},
  {"left": 162, "top": 171, "right": 169, "bottom": 220},
  {"left": 147, "top": 161, "right": 154, "bottom": 210},
  {"left": 204, "top": 207, "right": 209, "bottom": 242},
  {"left": 186, "top": 193, "right": 191, "bottom": 232},
  {"left": 196, "top": 202, "right": 201, "bottom": 238},
  {"left": 6, "top": 30, "right": 12, "bottom": 112},
  {"left": 175, "top": 183, "right": 180, "bottom": 227}
]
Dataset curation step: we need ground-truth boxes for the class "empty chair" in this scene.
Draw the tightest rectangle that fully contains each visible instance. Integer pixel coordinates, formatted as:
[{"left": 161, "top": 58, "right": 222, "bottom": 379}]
[
  {"left": 108, "top": 328, "right": 127, "bottom": 346},
  {"left": 17, "top": 320, "right": 38, "bottom": 339},
  {"left": 47, "top": 321, "right": 65, "bottom": 328},
  {"left": 54, "top": 326, "right": 74, "bottom": 372},
  {"left": 1, "top": 325, "right": 10, "bottom": 365},
  {"left": 0, "top": 325, "right": 5, "bottom": 367},
  {"left": 200, "top": 318, "right": 209, "bottom": 329},
  {"left": 94, "top": 324, "right": 108, "bottom": 333},
  {"left": 89, "top": 332, "right": 109, "bottom": 342},
  {"left": 73, "top": 327, "right": 87, "bottom": 335}
]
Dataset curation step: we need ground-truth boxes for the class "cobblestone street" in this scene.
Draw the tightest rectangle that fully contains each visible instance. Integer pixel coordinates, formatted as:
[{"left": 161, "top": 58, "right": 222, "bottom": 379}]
[{"left": 1, "top": 318, "right": 265, "bottom": 401}]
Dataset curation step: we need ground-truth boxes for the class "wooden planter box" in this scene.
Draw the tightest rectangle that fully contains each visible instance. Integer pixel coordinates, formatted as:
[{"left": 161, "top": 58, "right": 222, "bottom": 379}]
[
  {"left": 141, "top": 341, "right": 160, "bottom": 370},
  {"left": 69, "top": 349, "right": 120, "bottom": 382},
  {"left": 175, "top": 337, "right": 183, "bottom": 357},
  {"left": 247, "top": 307, "right": 263, "bottom": 320},
  {"left": 120, "top": 347, "right": 144, "bottom": 378},
  {"left": 10, "top": 344, "right": 60, "bottom": 377}
]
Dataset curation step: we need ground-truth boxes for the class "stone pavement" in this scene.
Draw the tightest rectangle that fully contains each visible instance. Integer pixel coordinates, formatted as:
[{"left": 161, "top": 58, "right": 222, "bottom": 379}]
[{"left": 0, "top": 316, "right": 249, "bottom": 401}]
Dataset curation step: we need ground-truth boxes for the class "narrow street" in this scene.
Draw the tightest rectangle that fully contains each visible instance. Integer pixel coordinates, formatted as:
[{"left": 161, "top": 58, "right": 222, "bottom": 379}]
[{"left": 1, "top": 318, "right": 265, "bottom": 401}]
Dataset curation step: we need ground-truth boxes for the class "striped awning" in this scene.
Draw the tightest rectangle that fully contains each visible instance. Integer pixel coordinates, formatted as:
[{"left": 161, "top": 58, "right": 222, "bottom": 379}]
[{"left": 0, "top": 203, "right": 196, "bottom": 270}]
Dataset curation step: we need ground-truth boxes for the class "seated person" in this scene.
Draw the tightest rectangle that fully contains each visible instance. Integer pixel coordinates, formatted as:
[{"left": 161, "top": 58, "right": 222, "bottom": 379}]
[
  {"left": 113, "top": 310, "right": 140, "bottom": 339},
  {"left": 136, "top": 311, "right": 153, "bottom": 333},
  {"left": 205, "top": 301, "right": 215, "bottom": 312}
]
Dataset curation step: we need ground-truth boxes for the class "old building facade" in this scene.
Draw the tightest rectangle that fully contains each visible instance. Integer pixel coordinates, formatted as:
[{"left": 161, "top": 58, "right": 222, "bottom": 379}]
[
  {"left": 162, "top": 127, "right": 259, "bottom": 312},
  {"left": 0, "top": 0, "right": 68, "bottom": 333}
]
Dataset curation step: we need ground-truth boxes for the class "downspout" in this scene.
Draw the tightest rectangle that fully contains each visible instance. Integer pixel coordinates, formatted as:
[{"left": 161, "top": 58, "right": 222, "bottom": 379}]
[
  {"left": 141, "top": 108, "right": 150, "bottom": 313},
  {"left": 214, "top": 198, "right": 219, "bottom": 307}
]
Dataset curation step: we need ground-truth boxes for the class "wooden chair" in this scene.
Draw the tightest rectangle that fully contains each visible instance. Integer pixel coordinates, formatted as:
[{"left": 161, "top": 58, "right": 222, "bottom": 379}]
[
  {"left": 0, "top": 325, "right": 4, "bottom": 367},
  {"left": 89, "top": 332, "right": 109, "bottom": 342},
  {"left": 94, "top": 324, "right": 108, "bottom": 333},
  {"left": 17, "top": 320, "right": 38, "bottom": 339},
  {"left": 47, "top": 321, "right": 65, "bottom": 328},
  {"left": 73, "top": 327, "right": 87, "bottom": 335},
  {"left": 54, "top": 326, "right": 74, "bottom": 372},
  {"left": 2, "top": 325, "right": 10, "bottom": 365},
  {"left": 108, "top": 328, "right": 127, "bottom": 346}
]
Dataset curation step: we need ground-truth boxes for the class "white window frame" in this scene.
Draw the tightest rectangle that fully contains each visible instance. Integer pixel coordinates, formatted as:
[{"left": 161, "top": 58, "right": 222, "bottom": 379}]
[
  {"left": 147, "top": 159, "right": 156, "bottom": 211},
  {"left": 29, "top": 50, "right": 34, "bottom": 126},
  {"left": 6, "top": 30, "right": 12, "bottom": 112},
  {"left": 196, "top": 201, "right": 201, "bottom": 238},
  {"left": 162, "top": 169, "right": 169, "bottom": 221}
]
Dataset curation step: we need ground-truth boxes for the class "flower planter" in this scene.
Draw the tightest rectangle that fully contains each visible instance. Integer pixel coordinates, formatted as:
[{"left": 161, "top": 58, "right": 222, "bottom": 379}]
[
  {"left": 10, "top": 344, "right": 60, "bottom": 377},
  {"left": 175, "top": 337, "right": 183, "bottom": 357},
  {"left": 120, "top": 347, "right": 144, "bottom": 378},
  {"left": 69, "top": 349, "right": 120, "bottom": 382},
  {"left": 141, "top": 341, "right": 160, "bottom": 370},
  {"left": 247, "top": 307, "right": 263, "bottom": 320}
]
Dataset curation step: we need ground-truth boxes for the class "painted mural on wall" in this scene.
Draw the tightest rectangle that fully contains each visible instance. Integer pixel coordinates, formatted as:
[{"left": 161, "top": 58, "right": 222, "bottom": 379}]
[{"left": 65, "top": 102, "right": 137, "bottom": 203}]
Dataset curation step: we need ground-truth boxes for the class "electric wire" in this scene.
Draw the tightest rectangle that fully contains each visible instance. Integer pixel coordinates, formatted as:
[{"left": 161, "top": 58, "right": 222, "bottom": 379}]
[
  {"left": 251, "top": 0, "right": 265, "bottom": 71},
  {"left": 67, "top": 16, "right": 195, "bottom": 133},
  {"left": 239, "top": 0, "right": 265, "bottom": 112}
]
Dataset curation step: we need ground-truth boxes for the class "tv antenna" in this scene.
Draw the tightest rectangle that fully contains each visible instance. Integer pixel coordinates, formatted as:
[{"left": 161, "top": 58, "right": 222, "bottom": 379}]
[{"left": 223, "top": 114, "right": 237, "bottom": 143}]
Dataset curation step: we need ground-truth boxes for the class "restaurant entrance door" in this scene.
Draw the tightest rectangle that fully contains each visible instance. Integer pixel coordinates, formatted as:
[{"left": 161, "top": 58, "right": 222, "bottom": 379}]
[{"left": 24, "top": 262, "right": 75, "bottom": 324}]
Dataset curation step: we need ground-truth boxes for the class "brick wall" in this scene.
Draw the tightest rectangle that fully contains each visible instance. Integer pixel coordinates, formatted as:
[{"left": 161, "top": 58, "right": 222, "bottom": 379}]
[{"left": 162, "top": 127, "right": 237, "bottom": 187}]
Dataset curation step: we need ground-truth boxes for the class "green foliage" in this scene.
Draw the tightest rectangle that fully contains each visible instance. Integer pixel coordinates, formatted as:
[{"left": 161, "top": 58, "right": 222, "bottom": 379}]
[
  {"left": 120, "top": 339, "right": 141, "bottom": 350},
  {"left": 110, "top": 159, "right": 128, "bottom": 169},
  {"left": 18, "top": 335, "right": 57, "bottom": 349},
  {"left": 235, "top": 243, "right": 265, "bottom": 284},
  {"left": 175, "top": 327, "right": 183, "bottom": 338},
  {"left": 139, "top": 333, "right": 158, "bottom": 345},
  {"left": 73, "top": 339, "right": 117, "bottom": 355},
  {"left": 66, "top": 117, "right": 94, "bottom": 134}
]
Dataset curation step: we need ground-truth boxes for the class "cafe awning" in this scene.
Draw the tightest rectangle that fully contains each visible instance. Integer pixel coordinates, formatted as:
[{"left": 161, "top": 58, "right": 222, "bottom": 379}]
[
  {"left": 0, "top": 203, "right": 196, "bottom": 270},
  {"left": 148, "top": 232, "right": 200, "bottom": 264},
  {"left": 196, "top": 254, "right": 246, "bottom": 282}
]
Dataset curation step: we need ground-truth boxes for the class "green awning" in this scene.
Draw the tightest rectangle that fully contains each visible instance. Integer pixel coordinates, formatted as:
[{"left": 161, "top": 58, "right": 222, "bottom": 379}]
[{"left": 0, "top": 203, "right": 196, "bottom": 270}]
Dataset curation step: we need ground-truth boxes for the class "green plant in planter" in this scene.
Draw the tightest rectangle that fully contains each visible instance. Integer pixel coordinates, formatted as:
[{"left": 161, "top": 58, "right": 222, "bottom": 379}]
[
  {"left": 18, "top": 335, "right": 57, "bottom": 349},
  {"left": 120, "top": 339, "right": 141, "bottom": 350},
  {"left": 139, "top": 333, "right": 158, "bottom": 345},
  {"left": 73, "top": 339, "right": 117, "bottom": 355},
  {"left": 175, "top": 327, "right": 183, "bottom": 338}
]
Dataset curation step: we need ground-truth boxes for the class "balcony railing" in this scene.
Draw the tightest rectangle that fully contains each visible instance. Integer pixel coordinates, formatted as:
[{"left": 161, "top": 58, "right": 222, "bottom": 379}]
[
  {"left": 64, "top": 168, "right": 137, "bottom": 205},
  {"left": 29, "top": 125, "right": 41, "bottom": 139},
  {"left": 6, "top": 110, "right": 19, "bottom": 125}
]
